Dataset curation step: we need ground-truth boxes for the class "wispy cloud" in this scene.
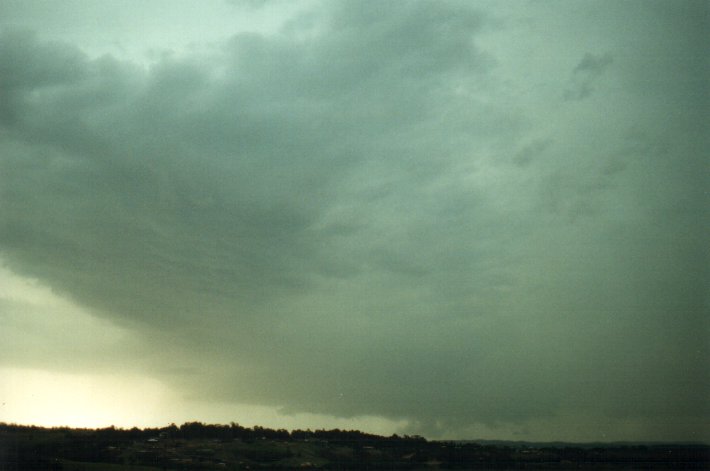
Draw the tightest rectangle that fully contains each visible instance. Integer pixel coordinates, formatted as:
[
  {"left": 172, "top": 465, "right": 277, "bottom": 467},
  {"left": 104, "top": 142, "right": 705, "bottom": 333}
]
[{"left": 564, "top": 52, "right": 613, "bottom": 100}]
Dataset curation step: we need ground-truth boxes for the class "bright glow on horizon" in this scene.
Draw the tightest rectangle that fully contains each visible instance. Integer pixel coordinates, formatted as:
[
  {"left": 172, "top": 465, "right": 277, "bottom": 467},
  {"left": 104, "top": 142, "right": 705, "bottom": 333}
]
[
  {"left": 0, "top": 265, "right": 408, "bottom": 434},
  {"left": 0, "top": 367, "right": 172, "bottom": 429},
  {"left": 0, "top": 367, "right": 409, "bottom": 436}
]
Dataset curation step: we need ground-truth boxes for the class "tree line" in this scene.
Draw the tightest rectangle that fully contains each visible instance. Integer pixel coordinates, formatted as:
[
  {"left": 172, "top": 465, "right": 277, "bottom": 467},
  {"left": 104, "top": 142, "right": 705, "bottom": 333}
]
[{"left": 0, "top": 421, "right": 425, "bottom": 444}]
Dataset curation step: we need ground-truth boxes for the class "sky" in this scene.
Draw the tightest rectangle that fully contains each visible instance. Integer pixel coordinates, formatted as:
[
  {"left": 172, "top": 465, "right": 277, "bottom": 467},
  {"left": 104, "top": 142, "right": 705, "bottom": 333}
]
[{"left": 0, "top": 0, "right": 707, "bottom": 443}]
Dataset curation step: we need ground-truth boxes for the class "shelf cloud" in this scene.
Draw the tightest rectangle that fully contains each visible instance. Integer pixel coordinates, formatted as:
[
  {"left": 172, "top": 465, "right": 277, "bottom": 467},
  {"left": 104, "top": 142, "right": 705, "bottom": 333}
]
[{"left": 0, "top": 0, "right": 707, "bottom": 442}]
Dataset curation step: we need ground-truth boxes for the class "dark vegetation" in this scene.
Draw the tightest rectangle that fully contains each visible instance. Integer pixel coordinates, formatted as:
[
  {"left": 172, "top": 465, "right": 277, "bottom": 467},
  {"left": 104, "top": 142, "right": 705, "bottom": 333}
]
[{"left": 1, "top": 422, "right": 707, "bottom": 470}]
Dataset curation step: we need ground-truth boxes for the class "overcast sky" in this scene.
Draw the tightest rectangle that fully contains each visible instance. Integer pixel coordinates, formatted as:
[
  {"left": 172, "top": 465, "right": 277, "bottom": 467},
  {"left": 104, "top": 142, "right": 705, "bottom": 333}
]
[{"left": 0, "top": 0, "right": 707, "bottom": 442}]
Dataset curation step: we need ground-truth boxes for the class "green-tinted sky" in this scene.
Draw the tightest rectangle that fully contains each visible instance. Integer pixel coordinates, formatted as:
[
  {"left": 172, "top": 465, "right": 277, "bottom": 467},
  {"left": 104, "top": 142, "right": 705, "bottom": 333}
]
[{"left": 0, "top": 0, "right": 707, "bottom": 442}]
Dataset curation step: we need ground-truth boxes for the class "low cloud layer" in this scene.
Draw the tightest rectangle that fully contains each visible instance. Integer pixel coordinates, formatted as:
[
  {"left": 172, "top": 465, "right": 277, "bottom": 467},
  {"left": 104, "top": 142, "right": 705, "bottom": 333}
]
[{"left": 0, "top": 0, "right": 707, "bottom": 441}]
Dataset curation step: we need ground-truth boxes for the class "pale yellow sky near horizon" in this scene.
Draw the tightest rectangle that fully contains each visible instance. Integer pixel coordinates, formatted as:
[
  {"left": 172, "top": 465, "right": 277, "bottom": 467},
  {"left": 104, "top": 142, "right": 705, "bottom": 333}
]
[
  {"left": 0, "top": 265, "right": 406, "bottom": 434},
  {"left": 0, "top": 264, "right": 706, "bottom": 442}
]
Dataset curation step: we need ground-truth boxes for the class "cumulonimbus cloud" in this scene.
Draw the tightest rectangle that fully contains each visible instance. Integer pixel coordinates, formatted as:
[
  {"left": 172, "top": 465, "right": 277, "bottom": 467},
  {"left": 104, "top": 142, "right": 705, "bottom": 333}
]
[{"left": 0, "top": 0, "right": 707, "bottom": 441}]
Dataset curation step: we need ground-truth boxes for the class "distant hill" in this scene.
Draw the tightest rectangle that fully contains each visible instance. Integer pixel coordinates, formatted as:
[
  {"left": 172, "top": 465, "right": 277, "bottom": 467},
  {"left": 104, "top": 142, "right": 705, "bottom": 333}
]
[
  {"left": 454, "top": 438, "right": 710, "bottom": 449},
  {"left": 1, "top": 422, "right": 708, "bottom": 470}
]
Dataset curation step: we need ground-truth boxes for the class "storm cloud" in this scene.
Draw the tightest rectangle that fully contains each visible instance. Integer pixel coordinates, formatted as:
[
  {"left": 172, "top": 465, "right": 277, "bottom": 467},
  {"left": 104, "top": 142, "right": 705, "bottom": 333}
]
[{"left": 0, "top": 0, "right": 707, "bottom": 441}]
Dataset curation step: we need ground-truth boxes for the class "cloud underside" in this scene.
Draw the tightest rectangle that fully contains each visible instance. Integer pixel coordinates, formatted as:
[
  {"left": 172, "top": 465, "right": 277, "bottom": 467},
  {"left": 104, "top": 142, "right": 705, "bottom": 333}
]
[{"left": 0, "top": 0, "right": 707, "bottom": 440}]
